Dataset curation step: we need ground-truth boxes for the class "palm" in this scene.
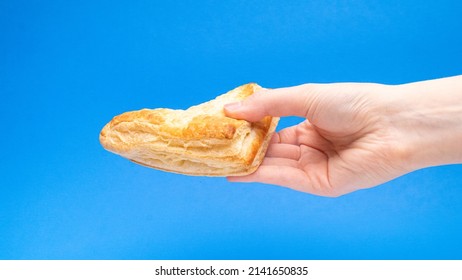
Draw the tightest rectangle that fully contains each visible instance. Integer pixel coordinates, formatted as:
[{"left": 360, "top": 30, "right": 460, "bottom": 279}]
[{"left": 264, "top": 120, "right": 401, "bottom": 196}]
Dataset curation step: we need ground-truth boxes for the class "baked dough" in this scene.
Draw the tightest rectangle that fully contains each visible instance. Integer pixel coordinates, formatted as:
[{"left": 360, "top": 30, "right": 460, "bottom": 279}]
[{"left": 99, "top": 83, "right": 279, "bottom": 176}]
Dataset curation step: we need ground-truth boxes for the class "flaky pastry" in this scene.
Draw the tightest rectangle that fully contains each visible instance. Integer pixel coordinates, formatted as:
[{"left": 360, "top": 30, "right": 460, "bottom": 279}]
[{"left": 99, "top": 83, "right": 279, "bottom": 176}]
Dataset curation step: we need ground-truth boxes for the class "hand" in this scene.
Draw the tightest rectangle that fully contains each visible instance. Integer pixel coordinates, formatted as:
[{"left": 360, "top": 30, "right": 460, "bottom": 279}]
[{"left": 224, "top": 76, "right": 462, "bottom": 196}]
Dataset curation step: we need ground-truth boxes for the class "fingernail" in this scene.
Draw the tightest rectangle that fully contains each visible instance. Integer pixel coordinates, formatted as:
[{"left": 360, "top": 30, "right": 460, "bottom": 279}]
[{"left": 224, "top": 102, "right": 242, "bottom": 111}]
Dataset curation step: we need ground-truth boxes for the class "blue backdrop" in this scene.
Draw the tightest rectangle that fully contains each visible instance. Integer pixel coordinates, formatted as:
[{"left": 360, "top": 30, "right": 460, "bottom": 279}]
[{"left": 1, "top": 0, "right": 461, "bottom": 259}]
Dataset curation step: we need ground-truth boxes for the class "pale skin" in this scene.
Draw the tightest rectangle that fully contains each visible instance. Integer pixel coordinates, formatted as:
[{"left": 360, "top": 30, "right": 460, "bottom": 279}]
[{"left": 224, "top": 75, "right": 462, "bottom": 197}]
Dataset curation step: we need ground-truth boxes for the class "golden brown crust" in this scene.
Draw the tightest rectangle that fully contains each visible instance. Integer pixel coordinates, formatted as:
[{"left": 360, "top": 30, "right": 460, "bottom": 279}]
[{"left": 99, "top": 83, "right": 279, "bottom": 176}]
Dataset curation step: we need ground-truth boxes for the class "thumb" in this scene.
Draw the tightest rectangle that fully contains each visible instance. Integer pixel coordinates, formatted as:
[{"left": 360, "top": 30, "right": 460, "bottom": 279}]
[{"left": 223, "top": 85, "right": 313, "bottom": 122}]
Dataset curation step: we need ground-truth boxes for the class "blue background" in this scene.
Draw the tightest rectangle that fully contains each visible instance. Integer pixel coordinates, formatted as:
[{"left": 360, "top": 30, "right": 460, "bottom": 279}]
[{"left": 1, "top": 0, "right": 462, "bottom": 259}]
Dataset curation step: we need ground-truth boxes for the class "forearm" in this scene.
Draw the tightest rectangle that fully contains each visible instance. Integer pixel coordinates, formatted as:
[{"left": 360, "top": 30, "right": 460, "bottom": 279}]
[{"left": 388, "top": 75, "right": 462, "bottom": 170}]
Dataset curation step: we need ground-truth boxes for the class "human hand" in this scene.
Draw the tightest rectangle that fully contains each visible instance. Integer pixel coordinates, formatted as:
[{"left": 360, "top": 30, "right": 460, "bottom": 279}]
[{"left": 224, "top": 76, "right": 462, "bottom": 196}]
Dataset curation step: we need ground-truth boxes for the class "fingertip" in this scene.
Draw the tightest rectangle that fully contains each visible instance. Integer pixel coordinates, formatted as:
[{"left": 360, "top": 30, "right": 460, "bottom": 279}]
[
  {"left": 223, "top": 101, "right": 242, "bottom": 112},
  {"left": 270, "top": 133, "right": 281, "bottom": 144},
  {"left": 226, "top": 176, "right": 237, "bottom": 182},
  {"left": 227, "top": 174, "right": 258, "bottom": 183},
  {"left": 223, "top": 103, "right": 263, "bottom": 122},
  {"left": 226, "top": 176, "right": 245, "bottom": 182},
  {"left": 223, "top": 102, "right": 243, "bottom": 118}
]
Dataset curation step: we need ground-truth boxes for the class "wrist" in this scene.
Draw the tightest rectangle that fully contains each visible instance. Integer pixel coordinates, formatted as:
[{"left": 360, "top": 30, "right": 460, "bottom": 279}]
[{"left": 387, "top": 76, "right": 462, "bottom": 171}]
